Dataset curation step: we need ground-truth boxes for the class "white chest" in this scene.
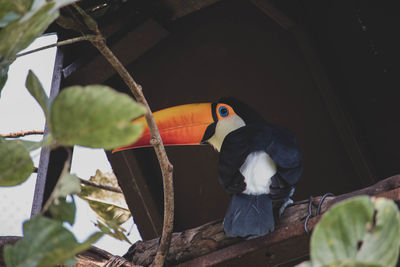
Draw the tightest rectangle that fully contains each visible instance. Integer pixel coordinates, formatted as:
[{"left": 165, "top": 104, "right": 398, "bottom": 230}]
[{"left": 239, "top": 151, "right": 277, "bottom": 195}]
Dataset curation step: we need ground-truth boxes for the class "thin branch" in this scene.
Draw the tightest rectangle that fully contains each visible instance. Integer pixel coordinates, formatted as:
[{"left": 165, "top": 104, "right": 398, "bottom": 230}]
[
  {"left": 79, "top": 178, "right": 123, "bottom": 194},
  {"left": 70, "top": 5, "right": 174, "bottom": 267},
  {"left": 15, "top": 35, "right": 96, "bottom": 58},
  {"left": 92, "top": 31, "right": 174, "bottom": 267},
  {"left": 1, "top": 130, "right": 44, "bottom": 138},
  {"left": 32, "top": 166, "right": 123, "bottom": 193}
]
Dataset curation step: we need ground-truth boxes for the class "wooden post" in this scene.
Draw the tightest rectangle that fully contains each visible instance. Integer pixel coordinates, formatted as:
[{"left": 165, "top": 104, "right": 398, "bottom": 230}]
[{"left": 31, "top": 46, "right": 64, "bottom": 216}]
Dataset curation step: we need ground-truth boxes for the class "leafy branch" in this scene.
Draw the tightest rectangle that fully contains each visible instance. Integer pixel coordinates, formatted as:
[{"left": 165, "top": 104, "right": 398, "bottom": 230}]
[
  {"left": 1, "top": 0, "right": 174, "bottom": 265},
  {"left": 70, "top": 4, "right": 175, "bottom": 266},
  {"left": 296, "top": 196, "right": 400, "bottom": 267}
]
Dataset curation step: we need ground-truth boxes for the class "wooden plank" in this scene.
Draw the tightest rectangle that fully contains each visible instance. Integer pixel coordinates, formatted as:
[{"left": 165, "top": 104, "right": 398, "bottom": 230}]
[
  {"left": 248, "top": 0, "right": 294, "bottom": 30},
  {"left": 177, "top": 218, "right": 317, "bottom": 267},
  {"left": 161, "top": 0, "right": 222, "bottom": 20},
  {"left": 106, "top": 150, "right": 163, "bottom": 240},
  {"left": 248, "top": 0, "right": 376, "bottom": 186},
  {"left": 63, "top": 19, "right": 169, "bottom": 86},
  {"left": 30, "top": 46, "right": 64, "bottom": 216},
  {"left": 125, "top": 175, "right": 400, "bottom": 266}
]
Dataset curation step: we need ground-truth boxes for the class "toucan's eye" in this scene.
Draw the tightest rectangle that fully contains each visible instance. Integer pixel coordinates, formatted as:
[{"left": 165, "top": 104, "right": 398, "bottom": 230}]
[{"left": 218, "top": 106, "right": 229, "bottom": 117}]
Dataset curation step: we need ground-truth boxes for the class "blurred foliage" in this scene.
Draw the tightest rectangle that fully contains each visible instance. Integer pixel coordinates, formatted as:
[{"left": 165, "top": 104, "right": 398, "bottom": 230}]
[
  {"left": 4, "top": 216, "right": 102, "bottom": 267},
  {"left": 78, "top": 169, "right": 132, "bottom": 243},
  {"left": 0, "top": 0, "right": 74, "bottom": 93},
  {"left": 25, "top": 70, "right": 50, "bottom": 117},
  {"left": 0, "top": 0, "right": 146, "bottom": 264},
  {"left": 0, "top": 138, "right": 34, "bottom": 186},
  {"left": 49, "top": 85, "right": 145, "bottom": 149},
  {"left": 297, "top": 196, "right": 400, "bottom": 267}
]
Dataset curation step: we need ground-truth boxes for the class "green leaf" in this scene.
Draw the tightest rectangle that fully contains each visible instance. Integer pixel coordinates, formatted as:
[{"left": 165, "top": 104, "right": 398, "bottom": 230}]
[
  {"left": 309, "top": 196, "right": 400, "bottom": 267},
  {"left": 0, "top": 2, "right": 57, "bottom": 65},
  {"left": 49, "top": 196, "right": 76, "bottom": 225},
  {"left": 356, "top": 198, "right": 400, "bottom": 266},
  {"left": 0, "top": 0, "right": 31, "bottom": 26},
  {"left": 26, "top": 69, "right": 50, "bottom": 117},
  {"left": 0, "top": 12, "right": 21, "bottom": 27},
  {"left": 0, "top": 62, "right": 9, "bottom": 94},
  {"left": 13, "top": 136, "right": 49, "bottom": 151},
  {"left": 4, "top": 216, "right": 103, "bottom": 267},
  {"left": 50, "top": 85, "right": 145, "bottom": 149},
  {"left": 0, "top": 0, "right": 73, "bottom": 71},
  {"left": 52, "top": 172, "right": 81, "bottom": 203},
  {"left": 0, "top": 139, "right": 34, "bottom": 186}
]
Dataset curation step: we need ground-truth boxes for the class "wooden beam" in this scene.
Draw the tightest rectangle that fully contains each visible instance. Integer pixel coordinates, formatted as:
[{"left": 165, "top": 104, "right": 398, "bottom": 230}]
[
  {"left": 107, "top": 150, "right": 163, "bottom": 240},
  {"left": 161, "top": 0, "right": 222, "bottom": 20},
  {"left": 248, "top": 0, "right": 377, "bottom": 186},
  {"left": 248, "top": 0, "right": 294, "bottom": 30},
  {"left": 63, "top": 19, "right": 169, "bottom": 86},
  {"left": 179, "top": 187, "right": 400, "bottom": 267},
  {"left": 124, "top": 175, "right": 400, "bottom": 266}
]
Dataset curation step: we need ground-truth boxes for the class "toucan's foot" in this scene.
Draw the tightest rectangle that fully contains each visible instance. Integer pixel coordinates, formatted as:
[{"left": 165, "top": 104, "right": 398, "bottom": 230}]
[{"left": 279, "top": 198, "right": 293, "bottom": 218}]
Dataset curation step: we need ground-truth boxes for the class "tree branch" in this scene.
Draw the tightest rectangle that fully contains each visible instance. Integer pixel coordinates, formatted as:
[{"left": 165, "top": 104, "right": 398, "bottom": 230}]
[
  {"left": 69, "top": 5, "right": 174, "bottom": 267},
  {"left": 1, "top": 130, "right": 44, "bottom": 138},
  {"left": 79, "top": 178, "right": 123, "bottom": 194},
  {"left": 14, "top": 35, "right": 96, "bottom": 59}
]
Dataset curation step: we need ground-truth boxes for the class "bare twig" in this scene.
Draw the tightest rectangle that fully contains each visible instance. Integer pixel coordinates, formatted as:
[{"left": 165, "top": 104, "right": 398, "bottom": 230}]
[
  {"left": 33, "top": 164, "right": 123, "bottom": 193},
  {"left": 79, "top": 178, "right": 123, "bottom": 194},
  {"left": 1, "top": 130, "right": 44, "bottom": 138},
  {"left": 15, "top": 35, "right": 96, "bottom": 59},
  {"left": 70, "top": 5, "right": 175, "bottom": 267}
]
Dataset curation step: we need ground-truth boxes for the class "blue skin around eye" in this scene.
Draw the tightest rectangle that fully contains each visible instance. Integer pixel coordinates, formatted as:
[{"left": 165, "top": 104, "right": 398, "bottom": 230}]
[{"left": 219, "top": 106, "right": 229, "bottom": 117}]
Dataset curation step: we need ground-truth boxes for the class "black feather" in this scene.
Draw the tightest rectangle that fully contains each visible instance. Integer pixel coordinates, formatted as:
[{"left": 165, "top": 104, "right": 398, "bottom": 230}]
[{"left": 223, "top": 194, "right": 274, "bottom": 237}]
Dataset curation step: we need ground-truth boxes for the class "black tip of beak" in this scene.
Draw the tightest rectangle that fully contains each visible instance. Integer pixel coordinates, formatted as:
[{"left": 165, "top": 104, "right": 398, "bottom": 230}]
[{"left": 201, "top": 122, "right": 216, "bottom": 144}]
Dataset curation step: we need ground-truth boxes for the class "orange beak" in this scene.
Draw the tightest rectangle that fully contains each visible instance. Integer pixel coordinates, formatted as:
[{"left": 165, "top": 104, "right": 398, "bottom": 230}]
[{"left": 113, "top": 103, "right": 215, "bottom": 152}]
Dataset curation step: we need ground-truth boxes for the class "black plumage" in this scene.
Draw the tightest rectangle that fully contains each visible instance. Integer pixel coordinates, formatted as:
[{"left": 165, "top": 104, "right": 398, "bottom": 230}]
[{"left": 215, "top": 99, "right": 302, "bottom": 237}]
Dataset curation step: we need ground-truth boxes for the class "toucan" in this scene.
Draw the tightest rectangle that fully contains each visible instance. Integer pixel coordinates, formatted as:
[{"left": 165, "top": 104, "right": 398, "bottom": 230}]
[{"left": 114, "top": 97, "right": 302, "bottom": 238}]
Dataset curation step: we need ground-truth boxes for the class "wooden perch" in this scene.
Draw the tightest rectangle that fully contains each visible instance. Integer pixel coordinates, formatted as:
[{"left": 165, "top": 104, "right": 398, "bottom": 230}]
[
  {"left": 124, "top": 175, "right": 400, "bottom": 266},
  {"left": 2, "top": 176, "right": 398, "bottom": 266},
  {"left": 0, "top": 237, "right": 138, "bottom": 267}
]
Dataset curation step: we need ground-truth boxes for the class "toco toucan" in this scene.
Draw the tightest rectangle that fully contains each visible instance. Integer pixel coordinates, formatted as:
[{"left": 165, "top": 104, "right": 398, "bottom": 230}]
[{"left": 114, "top": 97, "right": 302, "bottom": 238}]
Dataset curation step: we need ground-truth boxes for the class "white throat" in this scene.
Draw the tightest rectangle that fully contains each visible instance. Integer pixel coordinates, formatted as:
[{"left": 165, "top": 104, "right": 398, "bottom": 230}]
[{"left": 207, "top": 114, "right": 245, "bottom": 152}]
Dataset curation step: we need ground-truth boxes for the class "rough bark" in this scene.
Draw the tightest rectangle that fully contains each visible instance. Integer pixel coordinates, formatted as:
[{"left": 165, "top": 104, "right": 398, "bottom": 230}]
[
  {"left": 125, "top": 175, "right": 400, "bottom": 266},
  {"left": 0, "top": 237, "right": 138, "bottom": 267}
]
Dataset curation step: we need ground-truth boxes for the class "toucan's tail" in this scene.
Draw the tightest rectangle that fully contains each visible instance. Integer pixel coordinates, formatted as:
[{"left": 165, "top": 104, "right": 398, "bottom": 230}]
[{"left": 223, "top": 194, "right": 274, "bottom": 238}]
